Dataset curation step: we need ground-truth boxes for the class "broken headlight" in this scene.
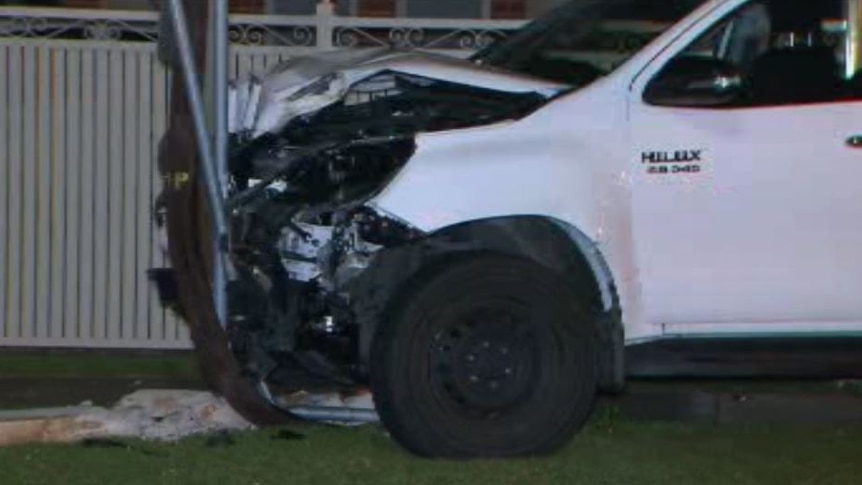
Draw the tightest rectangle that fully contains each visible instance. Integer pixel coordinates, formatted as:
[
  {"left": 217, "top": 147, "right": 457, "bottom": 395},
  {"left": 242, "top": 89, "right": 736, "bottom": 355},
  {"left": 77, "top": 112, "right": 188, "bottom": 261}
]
[{"left": 353, "top": 205, "right": 424, "bottom": 247}]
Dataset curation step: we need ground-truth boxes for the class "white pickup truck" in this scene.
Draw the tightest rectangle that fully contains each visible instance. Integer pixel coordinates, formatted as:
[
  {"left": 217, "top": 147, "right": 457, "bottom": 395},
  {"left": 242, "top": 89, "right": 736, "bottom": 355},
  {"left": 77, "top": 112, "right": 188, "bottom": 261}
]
[{"left": 193, "top": 0, "right": 862, "bottom": 457}]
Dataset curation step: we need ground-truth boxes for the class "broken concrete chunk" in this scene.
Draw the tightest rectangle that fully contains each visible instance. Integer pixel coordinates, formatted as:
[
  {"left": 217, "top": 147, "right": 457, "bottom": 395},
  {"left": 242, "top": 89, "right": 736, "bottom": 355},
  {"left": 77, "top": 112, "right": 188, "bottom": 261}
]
[{"left": 0, "top": 390, "right": 253, "bottom": 446}]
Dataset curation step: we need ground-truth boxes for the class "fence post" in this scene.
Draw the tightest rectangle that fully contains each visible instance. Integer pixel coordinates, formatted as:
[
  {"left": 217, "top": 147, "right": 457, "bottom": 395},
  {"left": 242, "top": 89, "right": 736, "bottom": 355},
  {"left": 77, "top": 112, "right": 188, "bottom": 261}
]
[{"left": 316, "top": 0, "right": 335, "bottom": 51}]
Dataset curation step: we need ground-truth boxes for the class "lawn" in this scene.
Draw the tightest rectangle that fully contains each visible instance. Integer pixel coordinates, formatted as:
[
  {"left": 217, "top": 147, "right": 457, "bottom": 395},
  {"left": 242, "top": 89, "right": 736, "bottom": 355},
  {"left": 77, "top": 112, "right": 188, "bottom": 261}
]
[
  {"left": 0, "top": 414, "right": 860, "bottom": 485},
  {"left": 1, "top": 352, "right": 860, "bottom": 484},
  {"left": 0, "top": 352, "right": 198, "bottom": 380}
]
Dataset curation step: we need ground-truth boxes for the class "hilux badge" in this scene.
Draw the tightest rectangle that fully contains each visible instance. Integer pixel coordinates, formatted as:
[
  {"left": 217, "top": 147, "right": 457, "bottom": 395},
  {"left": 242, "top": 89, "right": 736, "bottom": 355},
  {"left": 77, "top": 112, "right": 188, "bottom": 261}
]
[{"left": 642, "top": 149, "right": 704, "bottom": 175}]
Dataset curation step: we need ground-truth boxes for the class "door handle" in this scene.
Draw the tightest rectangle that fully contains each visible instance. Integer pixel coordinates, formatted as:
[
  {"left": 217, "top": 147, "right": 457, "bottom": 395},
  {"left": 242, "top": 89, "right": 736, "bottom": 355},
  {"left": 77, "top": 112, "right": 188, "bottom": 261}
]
[{"left": 847, "top": 135, "right": 862, "bottom": 148}]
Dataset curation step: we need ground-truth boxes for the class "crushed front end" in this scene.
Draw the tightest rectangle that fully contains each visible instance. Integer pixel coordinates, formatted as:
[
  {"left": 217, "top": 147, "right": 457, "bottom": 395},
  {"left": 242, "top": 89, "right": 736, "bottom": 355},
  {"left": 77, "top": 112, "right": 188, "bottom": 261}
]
[{"left": 223, "top": 50, "right": 559, "bottom": 390}]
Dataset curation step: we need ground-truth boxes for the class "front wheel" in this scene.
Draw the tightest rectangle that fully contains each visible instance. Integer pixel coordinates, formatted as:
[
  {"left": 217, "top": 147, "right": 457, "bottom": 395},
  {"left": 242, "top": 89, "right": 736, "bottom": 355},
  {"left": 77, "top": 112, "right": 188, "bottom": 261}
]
[{"left": 370, "top": 254, "right": 599, "bottom": 458}]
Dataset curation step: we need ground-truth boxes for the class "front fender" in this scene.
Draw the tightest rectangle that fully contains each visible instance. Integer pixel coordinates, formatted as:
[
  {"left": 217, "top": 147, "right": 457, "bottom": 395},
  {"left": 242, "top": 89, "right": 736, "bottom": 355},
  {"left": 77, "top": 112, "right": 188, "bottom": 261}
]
[
  {"left": 368, "top": 78, "right": 651, "bottom": 342},
  {"left": 348, "top": 215, "right": 623, "bottom": 390},
  {"left": 370, "top": 120, "right": 603, "bottom": 237}
]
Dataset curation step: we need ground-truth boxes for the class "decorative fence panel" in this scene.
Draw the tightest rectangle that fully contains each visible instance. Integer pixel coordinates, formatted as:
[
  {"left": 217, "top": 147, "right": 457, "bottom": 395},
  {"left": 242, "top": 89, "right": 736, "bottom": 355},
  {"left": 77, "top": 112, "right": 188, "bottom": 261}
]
[
  {"left": 0, "top": 7, "right": 523, "bottom": 348},
  {"left": 0, "top": 40, "right": 189, "bottom": 348}
]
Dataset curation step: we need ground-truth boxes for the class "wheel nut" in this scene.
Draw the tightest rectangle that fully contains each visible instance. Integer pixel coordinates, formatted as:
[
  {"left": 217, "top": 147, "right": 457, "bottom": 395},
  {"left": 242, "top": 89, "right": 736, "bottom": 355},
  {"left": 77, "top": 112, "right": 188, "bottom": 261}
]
[
  {"left": 482, "top": 341, "right": 490, "bottom": 348},
  {"left": 470, "top": 375, "right": 479, "bottom": 382},
  {"left": 504, "top": 368, "right": 512, "bottom": 375},
  {"left": 466, "top": 354, "right": 476, "bottom": 362}
]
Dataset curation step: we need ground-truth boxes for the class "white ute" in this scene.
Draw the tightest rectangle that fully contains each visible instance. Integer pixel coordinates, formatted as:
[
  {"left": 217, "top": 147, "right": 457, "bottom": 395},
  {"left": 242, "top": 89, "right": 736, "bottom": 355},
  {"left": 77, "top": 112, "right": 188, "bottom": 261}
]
[{"left": 214, "top": 0, "right": 862, "bottom": 457}]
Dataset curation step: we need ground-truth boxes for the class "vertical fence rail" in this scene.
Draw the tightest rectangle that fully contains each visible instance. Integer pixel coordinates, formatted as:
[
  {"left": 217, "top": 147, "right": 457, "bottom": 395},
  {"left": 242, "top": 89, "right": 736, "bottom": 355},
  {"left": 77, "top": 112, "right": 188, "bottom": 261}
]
[
  {"left": 135, "top": 50, "right": 153, "bottom": 342},
  {"left": 7, "top": 44, "right": 23, "bottom": 341},
  {"left": 50, "top": 47, "right": 67, "bottom": 340},
  {"left": 0, "top": 45, "right": 8, "bottom": 342},
  {"left": 122, "top": 49, "right": 138, "bottom": 342},
  {"left": 21, "top": 42, "right": 37, "bottom": 342},
  {"left": 78, "top": 47, "right": 96, "bottom": 343},
  {"left": 36, "top": 45, "right": 52, "bottom": 340},
  {"left": 92, "top": 46, "right": 109, "bottom": 342},
  {"left": 62, "top": 47, "right": 79, "bottom": 341}
]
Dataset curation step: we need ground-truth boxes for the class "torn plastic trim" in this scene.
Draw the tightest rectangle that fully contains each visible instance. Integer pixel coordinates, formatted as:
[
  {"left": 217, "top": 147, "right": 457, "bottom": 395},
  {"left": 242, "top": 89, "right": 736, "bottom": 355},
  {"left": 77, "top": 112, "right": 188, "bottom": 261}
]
[
  {"left": 358, "top": 203, "right": 426, "bottom": 247},
  {"left": 550, "top": 219, "right": 618, "bottom": 312},
  {"left": 255, "top": 72, "right": 351, "bottom": 138},
  {"left": 288, "top": 406, "right": 379, "bottom": 424},
  {"left": 256, "top": 381, "right": 379, "bottom": 424}
]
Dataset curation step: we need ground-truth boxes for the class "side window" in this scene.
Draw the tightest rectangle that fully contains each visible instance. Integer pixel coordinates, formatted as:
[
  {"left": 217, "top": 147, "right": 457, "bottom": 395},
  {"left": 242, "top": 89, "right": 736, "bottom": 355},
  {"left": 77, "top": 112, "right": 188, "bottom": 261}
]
[{"left": 644, "top": 0, "right": 852, "bottom": 108}]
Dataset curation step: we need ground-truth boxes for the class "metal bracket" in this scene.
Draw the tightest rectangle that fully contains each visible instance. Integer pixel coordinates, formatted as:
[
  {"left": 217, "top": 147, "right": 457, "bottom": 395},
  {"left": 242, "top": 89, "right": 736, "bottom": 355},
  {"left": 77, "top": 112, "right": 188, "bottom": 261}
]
[{"left": 164, "top": 0, "right": 229, "bottom": 326}]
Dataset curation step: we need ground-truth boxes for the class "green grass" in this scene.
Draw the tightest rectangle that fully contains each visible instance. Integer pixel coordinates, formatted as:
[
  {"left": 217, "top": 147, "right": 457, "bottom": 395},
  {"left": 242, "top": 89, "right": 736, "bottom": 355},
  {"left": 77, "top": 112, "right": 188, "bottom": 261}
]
[
  {"left": 632, "top": 378, "right": 862, "bottom": 396},
  {"left": 0, "top": 353, "right": 860, "bottom": 483},
  {"left": 0, "top": 352, "right": 198, "bottom": 380},
  {"left": 0, "top": 352, "right": 858, "bottom": 484},
  {"left": 0, "top": 417, "right": 860, "bottom": 485}
]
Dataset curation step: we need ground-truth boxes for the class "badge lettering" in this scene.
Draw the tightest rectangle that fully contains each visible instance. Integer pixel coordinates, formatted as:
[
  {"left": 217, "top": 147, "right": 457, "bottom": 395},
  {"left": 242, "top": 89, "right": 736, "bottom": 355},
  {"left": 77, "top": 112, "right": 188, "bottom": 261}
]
[
  {"left": 642, "top": 149, "right": 704, "bottom": 176},
  {"left": 641, "top": 150, "right": 702, "bottom": 164}
]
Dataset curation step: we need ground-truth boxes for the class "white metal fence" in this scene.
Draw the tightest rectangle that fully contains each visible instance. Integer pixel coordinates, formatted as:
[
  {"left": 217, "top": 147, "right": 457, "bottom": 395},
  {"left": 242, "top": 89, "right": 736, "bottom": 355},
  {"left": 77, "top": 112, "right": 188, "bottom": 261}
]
[
  {"left": 0, "top": 39, "right": 190, "bottom": 348},
  {"left": 0, "top": 6, "right": 525, "bottom": 348}
]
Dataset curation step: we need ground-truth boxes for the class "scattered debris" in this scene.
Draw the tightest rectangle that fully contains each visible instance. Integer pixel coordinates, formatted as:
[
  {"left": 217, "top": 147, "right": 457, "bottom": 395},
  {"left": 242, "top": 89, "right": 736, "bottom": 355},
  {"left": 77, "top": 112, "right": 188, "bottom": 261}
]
[
  {"left": 278, "top": 388, "right": 378, "bottom": 425},
  {"left": 280, "top": 388, "right": 374, "bottom": 410},
  {"left": 0, "top": 390, "right": 254, "bottom": 446},
  {"left": 78, "top": 437, "right": 170, "bottom": 457},
  {"left": 80, "top": 438, "right": 131, "bottom": 449},
  {"left": 204, "top": 429, "right": 237, "bottom": 448},
  {"left": 0, "top": 388, "right": 382, "bottom": 446}
]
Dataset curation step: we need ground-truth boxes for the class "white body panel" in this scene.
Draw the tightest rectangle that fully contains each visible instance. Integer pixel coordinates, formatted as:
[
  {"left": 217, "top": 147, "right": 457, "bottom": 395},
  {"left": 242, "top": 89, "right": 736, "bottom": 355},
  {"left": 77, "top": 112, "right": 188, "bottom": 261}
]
[
  {"left": 370, "top": 0, "right": 862, "bottom": 342},
  {"left": 631, "top": 102, "right": 862, "bottom": 325},
  {"left": 371, "top": 76, "right": 654, "bottom": 340}
]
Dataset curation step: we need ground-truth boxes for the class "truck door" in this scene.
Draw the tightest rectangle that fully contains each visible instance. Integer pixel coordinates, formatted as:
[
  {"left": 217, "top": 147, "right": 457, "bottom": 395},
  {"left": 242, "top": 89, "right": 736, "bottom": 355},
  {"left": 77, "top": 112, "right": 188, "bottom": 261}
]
[{"left": 629, "top": 0, "right": 862, "bottom": 329}]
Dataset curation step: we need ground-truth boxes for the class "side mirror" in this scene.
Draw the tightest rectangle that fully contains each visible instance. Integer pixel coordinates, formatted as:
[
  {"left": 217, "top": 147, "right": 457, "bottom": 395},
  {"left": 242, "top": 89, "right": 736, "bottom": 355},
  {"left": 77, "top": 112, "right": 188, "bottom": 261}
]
[{"left": 644, "top": 56, "right": 743, "bottom": 107}]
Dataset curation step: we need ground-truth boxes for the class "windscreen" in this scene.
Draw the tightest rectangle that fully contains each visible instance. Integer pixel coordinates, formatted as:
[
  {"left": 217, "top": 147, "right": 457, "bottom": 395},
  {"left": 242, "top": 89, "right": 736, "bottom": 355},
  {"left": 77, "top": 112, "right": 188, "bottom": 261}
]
[{"left": 474, "top": 0, "right": 710, "bottom": 85}]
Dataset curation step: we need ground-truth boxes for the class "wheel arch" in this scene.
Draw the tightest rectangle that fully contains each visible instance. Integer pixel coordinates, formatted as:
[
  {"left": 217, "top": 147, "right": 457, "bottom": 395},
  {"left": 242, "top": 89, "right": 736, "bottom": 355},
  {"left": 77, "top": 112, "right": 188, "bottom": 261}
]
[{"left": 348, "top": 215, "right": 624, "bottom": 390}]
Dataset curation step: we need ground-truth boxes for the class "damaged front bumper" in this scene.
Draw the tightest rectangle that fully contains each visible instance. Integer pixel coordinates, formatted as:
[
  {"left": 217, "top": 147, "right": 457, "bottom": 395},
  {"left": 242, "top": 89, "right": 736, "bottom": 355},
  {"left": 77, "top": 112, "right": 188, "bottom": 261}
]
[{"left": 214, "top": 49, "right": 562, "bottom": 388}]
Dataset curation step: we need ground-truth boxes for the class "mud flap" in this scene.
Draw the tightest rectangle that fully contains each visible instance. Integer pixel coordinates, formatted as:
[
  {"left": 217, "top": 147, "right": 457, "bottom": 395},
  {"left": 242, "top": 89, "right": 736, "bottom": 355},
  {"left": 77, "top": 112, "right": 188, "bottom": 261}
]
[{"left": 597, "top": 308, "right": 626, "bottom": 394}]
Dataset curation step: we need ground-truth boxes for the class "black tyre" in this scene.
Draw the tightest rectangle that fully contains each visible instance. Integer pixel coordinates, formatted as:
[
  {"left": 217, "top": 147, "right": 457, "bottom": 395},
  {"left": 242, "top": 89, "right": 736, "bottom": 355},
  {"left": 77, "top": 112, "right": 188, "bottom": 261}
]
[{"left": 371, "top": 254, "right": 599, "bottom": 458}]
